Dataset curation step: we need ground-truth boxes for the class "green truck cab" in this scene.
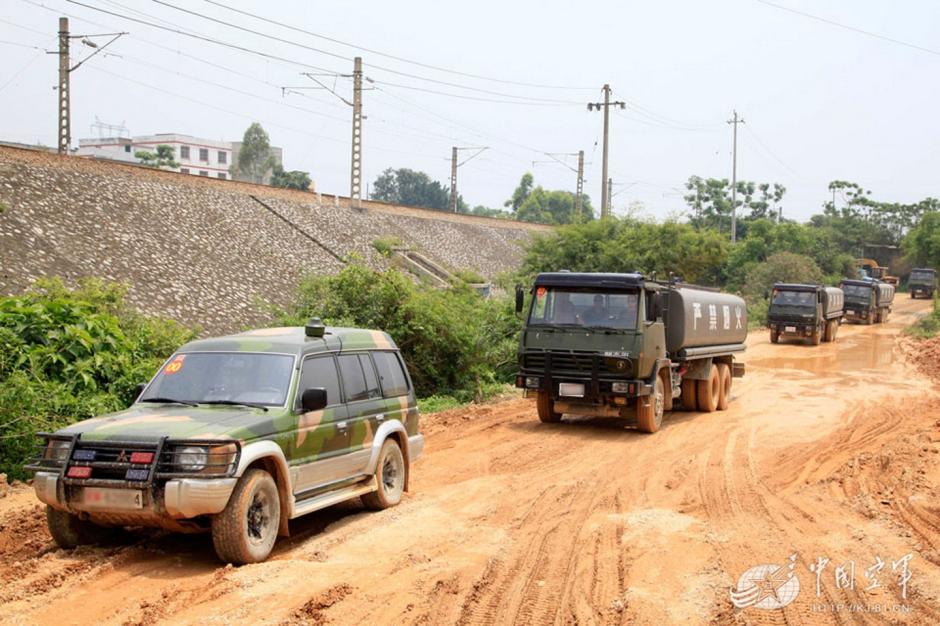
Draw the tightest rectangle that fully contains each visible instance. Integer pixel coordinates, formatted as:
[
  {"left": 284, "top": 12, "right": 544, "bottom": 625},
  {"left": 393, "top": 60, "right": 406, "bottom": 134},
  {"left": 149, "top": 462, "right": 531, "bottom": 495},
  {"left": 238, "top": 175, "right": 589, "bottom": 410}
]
[
  {"left": 27, "top": 320, "right": 423, "bottom": 564},
  {"left": 909, "top": 268, "right": 937, "bottom": 299},
  {"left": 840, "top": 278, "right": 895, "bottom": 324},
  {"left": 514, "top": 272, "right": 746, "bottom": 434},
  {"left": 768, "top": 283, "right": 844, "bottom": 345}
]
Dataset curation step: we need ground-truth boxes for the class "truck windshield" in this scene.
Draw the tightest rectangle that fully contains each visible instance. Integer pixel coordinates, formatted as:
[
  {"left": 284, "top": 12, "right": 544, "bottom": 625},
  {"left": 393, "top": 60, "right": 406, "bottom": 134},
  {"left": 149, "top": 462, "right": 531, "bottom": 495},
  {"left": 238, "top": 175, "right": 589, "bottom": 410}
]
[
  {"left": 140, "top": 352, "right": 295, "bottom": 407},
  {"left": 911, "top": 271, "right": 934, "bottom": 282},
  {"left": 770, "top": 290, "right": 814, "bottom": 309},
  {"left": 842, "top": 284, "right": 873, "bottom": 300},
  {"left": 528, "top": 287, "right": 639, "bottom": 330}
]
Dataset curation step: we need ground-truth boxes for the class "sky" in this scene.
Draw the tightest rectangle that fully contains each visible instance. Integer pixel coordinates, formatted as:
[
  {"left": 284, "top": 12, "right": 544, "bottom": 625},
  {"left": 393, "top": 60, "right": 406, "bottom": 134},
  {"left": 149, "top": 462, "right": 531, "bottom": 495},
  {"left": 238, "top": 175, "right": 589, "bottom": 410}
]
[{"left": 2, "top": 0, "right": 940, "bottom": 224}]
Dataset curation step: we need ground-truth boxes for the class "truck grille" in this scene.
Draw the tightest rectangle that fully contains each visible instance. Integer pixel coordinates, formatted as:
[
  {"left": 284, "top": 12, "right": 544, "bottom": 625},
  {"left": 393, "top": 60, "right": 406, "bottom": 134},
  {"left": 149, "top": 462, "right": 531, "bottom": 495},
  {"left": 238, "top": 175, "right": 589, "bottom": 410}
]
[{"left": 523, "top": 351, "right": 599, "bottom": 373}]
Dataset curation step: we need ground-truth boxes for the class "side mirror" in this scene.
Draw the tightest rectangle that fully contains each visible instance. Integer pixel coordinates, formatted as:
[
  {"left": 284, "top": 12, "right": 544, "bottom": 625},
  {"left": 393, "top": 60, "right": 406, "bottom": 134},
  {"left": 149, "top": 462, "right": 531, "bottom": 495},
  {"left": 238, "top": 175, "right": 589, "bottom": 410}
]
[
  {"left": 301, "top": 388, "right": 328, "bottom": 412},
  {"left": 134, "top": 382, "right": 147, "bottom": 401},
  {"left": 515, "top": 285, "right": 525, "bottom": 314},
  {"left": 651, "top": 292, "right": 663, "bottom": 321}
]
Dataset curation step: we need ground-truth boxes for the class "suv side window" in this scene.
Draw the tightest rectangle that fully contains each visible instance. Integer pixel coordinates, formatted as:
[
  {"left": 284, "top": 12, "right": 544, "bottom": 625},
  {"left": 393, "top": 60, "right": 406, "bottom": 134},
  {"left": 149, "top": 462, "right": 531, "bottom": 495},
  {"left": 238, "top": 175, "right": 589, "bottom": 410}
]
[
  {"left": 373, "top": 351, "right": 409, "bottom": 397},
  {"left": 358, "top": 354, "right": 382, "bottom": 399},
  {"left": 337, "top": 354, "right": 369, "bottom": 402},
  {"left": 295, "top": 355, "right": 341, "bottom": 410}
]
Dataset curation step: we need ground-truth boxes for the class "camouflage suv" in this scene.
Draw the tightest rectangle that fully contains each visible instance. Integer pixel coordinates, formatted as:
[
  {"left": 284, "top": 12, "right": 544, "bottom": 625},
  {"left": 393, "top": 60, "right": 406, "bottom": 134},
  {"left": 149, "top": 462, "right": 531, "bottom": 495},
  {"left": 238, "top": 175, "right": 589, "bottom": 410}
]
[{"left": 27, "top": 319, "right": 423, "bottom": 564}]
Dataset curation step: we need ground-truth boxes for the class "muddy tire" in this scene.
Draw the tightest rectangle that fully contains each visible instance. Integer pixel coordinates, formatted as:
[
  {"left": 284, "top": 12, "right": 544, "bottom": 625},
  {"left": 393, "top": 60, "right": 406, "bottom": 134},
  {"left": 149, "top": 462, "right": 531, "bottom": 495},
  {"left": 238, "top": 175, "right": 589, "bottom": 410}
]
[
  {"left": 681, "top": 379, "right": 697, "bottom": 411},
  {"left": 211, "top": 468, "right": 280, "bottom": 565},
  {"left": 696, "top": 366, "right": 720, "bottom": 413},
  {"left": 636, "top": 373, "right": 665, "bottom": 433},
  {"left": 361, "top": 438, "right": 406, "bottom": 510},
  {"left": 822, "top": 320, "right": 833, "bottom": 342},
  {"left": 810, "top": 325, "right": 822, "bottom": 345},
  {"left": 536, "top": 391, "right": 562, "bottom": 423},
  {"left": 716, "top": 363, "right": 732, "bottom": 411},
  {"left": 45, "top": 506, "right": 116, "bottom": 549},
  {"left": 770, "top": 328, "right": 779, "bottom": 344}
]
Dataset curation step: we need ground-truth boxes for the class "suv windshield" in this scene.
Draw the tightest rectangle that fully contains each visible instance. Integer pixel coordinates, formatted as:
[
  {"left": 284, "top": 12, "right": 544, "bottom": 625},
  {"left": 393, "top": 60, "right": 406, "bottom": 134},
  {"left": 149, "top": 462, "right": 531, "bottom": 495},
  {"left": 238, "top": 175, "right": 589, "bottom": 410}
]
[
  {"left": 770, "top": 290, "right": 815, "bottom": 310},
  {"left": 141, "top": 352, "right": 295, "bottom": 407},
  {"left": 528, "top": 287, "right": 639, "bottom": 330},
  {"left": 842, "top": 284, "right": 873, "bottom": 300}
]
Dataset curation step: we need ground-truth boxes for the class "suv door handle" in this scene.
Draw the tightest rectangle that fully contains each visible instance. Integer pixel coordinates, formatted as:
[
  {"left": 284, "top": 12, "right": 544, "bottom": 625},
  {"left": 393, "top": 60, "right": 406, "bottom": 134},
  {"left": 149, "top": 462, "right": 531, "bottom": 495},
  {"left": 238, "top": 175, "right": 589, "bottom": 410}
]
[
  {"left": 336, "top": 421, "right": 348, "bottom": 431},
  {"left": 375, "top": 414, "right": 385, "bottom": 422}
]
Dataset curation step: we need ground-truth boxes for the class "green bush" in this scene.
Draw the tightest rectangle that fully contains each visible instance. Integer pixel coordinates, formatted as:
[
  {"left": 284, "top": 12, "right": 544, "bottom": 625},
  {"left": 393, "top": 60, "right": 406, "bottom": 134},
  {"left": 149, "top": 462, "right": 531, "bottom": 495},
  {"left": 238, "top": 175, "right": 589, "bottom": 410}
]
[
  {"left": 274, "top": 264, "right": 519, "bottom": 399},
  {"left": 372, "top": 236, "right": 402, "bottom": 257},
  {"left": 0, "top": 279, "right": 195, "bottom": 479},
  {"left": 906, "top": 295, "right": 940, "bottom": 338}
]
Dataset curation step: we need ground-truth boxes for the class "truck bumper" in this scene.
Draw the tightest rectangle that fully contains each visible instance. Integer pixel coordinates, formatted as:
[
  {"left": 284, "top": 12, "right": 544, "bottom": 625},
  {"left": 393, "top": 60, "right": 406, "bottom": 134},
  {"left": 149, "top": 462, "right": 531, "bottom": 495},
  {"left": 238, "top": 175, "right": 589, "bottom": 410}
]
[
  {"left": 769, "top": 321, "right": 815, "bottom": 337},
  {"left": 33, "top": 471, "right": 236, "bottom": 520}
]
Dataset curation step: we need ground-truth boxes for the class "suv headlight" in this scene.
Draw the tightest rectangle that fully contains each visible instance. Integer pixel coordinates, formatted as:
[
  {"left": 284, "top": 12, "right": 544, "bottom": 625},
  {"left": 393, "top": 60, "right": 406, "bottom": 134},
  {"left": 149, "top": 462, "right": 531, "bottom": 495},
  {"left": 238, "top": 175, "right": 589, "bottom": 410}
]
[{"left": 176, "top": 446, "right": 208, "bottom": 472}]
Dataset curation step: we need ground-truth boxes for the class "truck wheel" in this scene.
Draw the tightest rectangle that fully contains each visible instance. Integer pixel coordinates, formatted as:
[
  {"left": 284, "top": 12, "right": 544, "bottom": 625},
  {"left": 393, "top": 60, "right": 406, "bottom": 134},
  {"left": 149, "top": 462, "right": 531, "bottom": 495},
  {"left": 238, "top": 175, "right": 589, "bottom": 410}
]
[
  {"left": 868, "top": 310, "right": 875, "bottom": 325},
  {"left": 696, "top": 367, "right": 720, "bottom": 413},
  {"left": 636, "top": 374, "right": 664, "bottom": 433},
  {"left": 211, "top": 468, "right": 280, "bottom": 565},
  {"left": 770, "top": 328, "right": 779, "bottom": 344},
  {"left": 822, "top": 320, "right": 833, "bottom": 342},
  {"left": 536, "top": 391, "right": 562, "bottom": 423},
  {"left": 46, "top": 506, "right": 116, "bottom": 548},
  {"left": 716, "top": 363, "right": 732, "bottom": 411},
  {"left": 910, "top": 292, "right": 916, "bottom": 299},
  {"left": 680, "top": 379, "right": 697, "bottom": 411},
  {"left": 362, "top": 438, "right": 406, "bottom": 510},
  {"left": 811, "top": 326, "right": 821, "bottom": 346}
]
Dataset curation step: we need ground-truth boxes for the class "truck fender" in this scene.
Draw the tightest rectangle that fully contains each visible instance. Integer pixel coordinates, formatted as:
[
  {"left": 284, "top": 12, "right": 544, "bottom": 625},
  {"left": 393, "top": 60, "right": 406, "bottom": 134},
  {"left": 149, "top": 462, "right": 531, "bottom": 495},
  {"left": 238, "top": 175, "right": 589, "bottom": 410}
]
[
  {"left": 235, "top": 441, "right": 293, "bottom": 535},
  {"left": 681, "top": 357, "right": 713, "bottom": 381},
  {"left": 365, "top": 420, "right": 411, "bottom": 490}
]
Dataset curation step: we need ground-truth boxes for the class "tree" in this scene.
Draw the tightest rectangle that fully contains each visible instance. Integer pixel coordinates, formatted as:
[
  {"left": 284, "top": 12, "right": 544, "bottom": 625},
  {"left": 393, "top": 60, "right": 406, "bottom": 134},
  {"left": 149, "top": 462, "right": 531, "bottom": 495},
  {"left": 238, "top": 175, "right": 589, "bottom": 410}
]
[
  {"left": 134, "top": 144, "right": 178, "bottom": 170},
  {"left": 516, "top": 187, "right": 594, "bottom": 224},
  {"left": 270, "top": 164, "right": 311, "bottom": 191},
  {"left": 903, "top": 211, "right": 940, "bottom": 268},
  {"left": 505, "top": 172, "right": 534, "bottom": 212},
  {"left": 371, "top": 168, "right": 466, "bottom": 212},
  {"left": 234, "top": 123, "right": 275, "bottom": 184}
]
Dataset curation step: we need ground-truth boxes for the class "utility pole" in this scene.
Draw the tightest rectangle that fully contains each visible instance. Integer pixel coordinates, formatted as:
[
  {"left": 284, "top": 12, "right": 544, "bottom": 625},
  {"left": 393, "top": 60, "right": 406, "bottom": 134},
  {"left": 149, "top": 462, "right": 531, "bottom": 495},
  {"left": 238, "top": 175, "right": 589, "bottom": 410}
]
[
  {"left": 449, "top": 146, "right": 488, "bottom": 212},
  {"left": 350, "top": 56, "right": 363, "bottom": 208},
  {"left": 575, "top": 150, "right": 584, "bottom": 219},
  {"left": 588, "top": 85, "right": 625, "bottom": 219},
  {"left": 727, "top": 110, "right": 745, "bottom": 242},
  {"left": 51, "top": 17, "right": 126, "bottom": 155},
  {"left": 607, "top": 177, "right": 613, "bottom": 215}
]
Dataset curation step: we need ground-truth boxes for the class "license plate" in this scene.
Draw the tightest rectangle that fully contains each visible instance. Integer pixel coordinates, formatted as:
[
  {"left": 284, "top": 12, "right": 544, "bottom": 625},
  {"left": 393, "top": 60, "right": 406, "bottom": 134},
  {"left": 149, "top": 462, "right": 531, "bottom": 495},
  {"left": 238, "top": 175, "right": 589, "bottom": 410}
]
[
  {"left": 559, "top": 382, "right": 585, "bottom": 397},
  {"left": 83, "top": 487, "right": 144, "bottom": 510},
  {"left": 784, "top": 326, "right": 796, "bottom": 333}
]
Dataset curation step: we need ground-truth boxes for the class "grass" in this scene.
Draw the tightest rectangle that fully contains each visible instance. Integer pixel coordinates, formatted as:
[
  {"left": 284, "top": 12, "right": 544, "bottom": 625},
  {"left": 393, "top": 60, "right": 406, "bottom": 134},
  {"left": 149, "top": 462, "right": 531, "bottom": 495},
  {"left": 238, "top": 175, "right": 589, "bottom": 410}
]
[
  {"left": 371, "top": 236, "right": 402, "bottom": 257},
  {"left": 905, "top": 296, "right": 940, "bottom": 338},
  {"left": 418, "top": 383, "right": 516, "bottom": 414}
]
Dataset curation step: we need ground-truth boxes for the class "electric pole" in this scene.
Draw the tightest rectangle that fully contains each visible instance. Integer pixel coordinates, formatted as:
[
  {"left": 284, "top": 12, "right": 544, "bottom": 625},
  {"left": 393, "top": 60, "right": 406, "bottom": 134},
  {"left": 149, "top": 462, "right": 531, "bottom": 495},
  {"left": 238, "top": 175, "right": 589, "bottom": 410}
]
[
  {"left": 727, "top": 110, "right": 745, "bottom": 242},
  {"left": 607, "top": 177, "right": 613, "bottom": 215},
  {"left": 350, "top": 56, "right": 363, "bottom": 208},
  {"left": 588, "top": 85, "right": 625, "bottom": 218},
  {"left": 449, "top": 146, "right": 487, "bottom": 212},
  {"left": 51, "top": 17, "right": 126, "bottom": 155},
  {"left": 575, "top": 150, "right": 584, "bottom": 219}
]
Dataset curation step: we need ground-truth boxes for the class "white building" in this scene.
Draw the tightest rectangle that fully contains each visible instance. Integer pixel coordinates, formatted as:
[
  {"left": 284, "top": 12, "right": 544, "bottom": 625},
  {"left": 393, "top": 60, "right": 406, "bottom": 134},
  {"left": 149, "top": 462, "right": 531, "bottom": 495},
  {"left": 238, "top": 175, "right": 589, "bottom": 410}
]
[{"left": 77, "top": 133, "right": 284, "bottom": 183}]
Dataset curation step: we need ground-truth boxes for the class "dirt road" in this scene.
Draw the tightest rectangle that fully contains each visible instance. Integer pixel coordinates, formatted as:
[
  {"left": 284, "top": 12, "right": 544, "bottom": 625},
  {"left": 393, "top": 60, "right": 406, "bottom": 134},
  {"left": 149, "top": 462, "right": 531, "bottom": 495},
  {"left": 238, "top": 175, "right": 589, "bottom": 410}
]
[{"left": 2, "top": 297, "right": 939, "bottom": 625}]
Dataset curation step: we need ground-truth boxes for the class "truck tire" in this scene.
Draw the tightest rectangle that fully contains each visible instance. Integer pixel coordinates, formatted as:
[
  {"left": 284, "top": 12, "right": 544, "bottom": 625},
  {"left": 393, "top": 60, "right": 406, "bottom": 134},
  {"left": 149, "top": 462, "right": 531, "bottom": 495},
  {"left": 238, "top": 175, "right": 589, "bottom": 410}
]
[
  {"left": 822, "top": 320, "right": 833, "bottom": 342},
  {"left": 911, "top": 291, "right": 916, "bottom": 299},
  {"left": 636, "top": 374, "right": 664, "bottom": 433},
  {"left": 46, "top": 506, "right": 116, "bottom": 549},
  {"left": 867, "top": 310, "right": 875, "bottom": 325},
  {"left": 362, "top": 438, "right": 406, "bottom": 510},
  {"left": 680, "top": 379, "right": 697, "bottom": 411},
  {"left": 536, "top": 391, "right": 562, "bottom": 423},
  {"left": 770, "top": 328, "right": 779, "bottom": 344},
  {"left": 811, "top": 325, "right": 821, "bottom": 346},
  {"left": 211, "top": 468, "right": 280, "bottom": 565},
  {"left": 716, "top": 363, "right": 731, "bottom": 411},
  {"left": 696, "top": 367, "right": 720, "bottom": 413}
]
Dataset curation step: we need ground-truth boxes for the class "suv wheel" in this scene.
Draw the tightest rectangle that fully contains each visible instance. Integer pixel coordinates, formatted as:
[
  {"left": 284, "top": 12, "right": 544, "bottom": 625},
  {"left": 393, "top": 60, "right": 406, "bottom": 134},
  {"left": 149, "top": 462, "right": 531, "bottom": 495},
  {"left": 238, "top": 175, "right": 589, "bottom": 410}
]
[
  {"left": 211, "top": 468, "right": 280, "bottom": 565},
  {"left": 46, "top": 506, "right": 116, "bottom": 548},
  {"left": 362, "top": 438, "right": 406, "bottom": 510}
]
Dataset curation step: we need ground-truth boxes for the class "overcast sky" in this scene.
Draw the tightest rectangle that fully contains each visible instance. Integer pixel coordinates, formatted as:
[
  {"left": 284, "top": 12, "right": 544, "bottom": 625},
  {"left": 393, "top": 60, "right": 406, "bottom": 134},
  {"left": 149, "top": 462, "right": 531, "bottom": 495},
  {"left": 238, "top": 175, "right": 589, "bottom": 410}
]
[{"left": 3, "top": 0, "right": 939, "bottom": 223}]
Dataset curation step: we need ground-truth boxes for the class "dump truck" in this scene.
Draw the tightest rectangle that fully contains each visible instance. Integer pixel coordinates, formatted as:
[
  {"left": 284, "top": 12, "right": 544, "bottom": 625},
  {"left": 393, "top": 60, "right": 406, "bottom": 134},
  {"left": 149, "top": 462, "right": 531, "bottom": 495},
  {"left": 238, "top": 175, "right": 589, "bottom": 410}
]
[
  {"left": 768, "top": 284, "right": 844, "bottom": 345},
  {"left": 514, "top": 272, "right": 746, "bottom": 434},
  {"left": 909, "top": 268, "right": 937, "bottom": 299},
  {"left": 840, "top": 279, "right": 895, "bottom": 324}
]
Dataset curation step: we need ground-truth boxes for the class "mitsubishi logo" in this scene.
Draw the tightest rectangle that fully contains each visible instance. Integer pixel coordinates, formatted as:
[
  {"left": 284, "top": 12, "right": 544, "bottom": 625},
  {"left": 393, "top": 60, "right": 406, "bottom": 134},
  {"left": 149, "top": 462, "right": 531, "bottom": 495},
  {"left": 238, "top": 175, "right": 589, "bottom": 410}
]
[{"left": 116, "top": 449, "right": 128, "bottom": 463}]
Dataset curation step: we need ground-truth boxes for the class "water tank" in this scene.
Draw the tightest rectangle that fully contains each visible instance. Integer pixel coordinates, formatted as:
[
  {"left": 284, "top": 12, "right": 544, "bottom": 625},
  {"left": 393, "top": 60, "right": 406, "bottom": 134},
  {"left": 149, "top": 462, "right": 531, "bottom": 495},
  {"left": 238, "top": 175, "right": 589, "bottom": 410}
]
[{"left": 664, "top": 287, "right": 748, "bottom": 354}]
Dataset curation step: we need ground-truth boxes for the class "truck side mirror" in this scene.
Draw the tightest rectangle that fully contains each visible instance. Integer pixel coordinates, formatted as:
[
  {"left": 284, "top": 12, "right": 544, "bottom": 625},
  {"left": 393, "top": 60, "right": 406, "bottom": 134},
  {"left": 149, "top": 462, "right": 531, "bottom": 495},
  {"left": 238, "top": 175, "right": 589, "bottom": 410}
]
[
  {"left": 515, "top": 285, "right": 525, "bottom": 314},
  {"left": 301, "top": 388, "right": 328, "bottom": 412},
  {"left": 651, "top": 292, "right": 663, "bottom": 321}
]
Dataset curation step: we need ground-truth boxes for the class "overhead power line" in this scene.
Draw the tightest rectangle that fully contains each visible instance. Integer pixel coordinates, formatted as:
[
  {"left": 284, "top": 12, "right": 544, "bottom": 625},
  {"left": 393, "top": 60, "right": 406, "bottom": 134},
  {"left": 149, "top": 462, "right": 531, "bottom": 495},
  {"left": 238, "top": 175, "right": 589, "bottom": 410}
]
[
  {"left": 199, "top": 0, "right": 595, "bottom": 91},
  {"left": 755, "top": 0, "right": 940, "bottom": 59}
]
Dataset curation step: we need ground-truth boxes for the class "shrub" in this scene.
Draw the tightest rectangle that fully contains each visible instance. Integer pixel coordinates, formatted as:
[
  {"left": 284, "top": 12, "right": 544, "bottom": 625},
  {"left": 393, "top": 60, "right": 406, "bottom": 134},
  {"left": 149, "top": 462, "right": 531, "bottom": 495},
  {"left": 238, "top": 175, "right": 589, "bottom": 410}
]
[
  {"left": 0, "top": 278, "right": 195, "bottom": 479},
  {"left": 372, "top": 236, "right": 402, "bottom": 257}
]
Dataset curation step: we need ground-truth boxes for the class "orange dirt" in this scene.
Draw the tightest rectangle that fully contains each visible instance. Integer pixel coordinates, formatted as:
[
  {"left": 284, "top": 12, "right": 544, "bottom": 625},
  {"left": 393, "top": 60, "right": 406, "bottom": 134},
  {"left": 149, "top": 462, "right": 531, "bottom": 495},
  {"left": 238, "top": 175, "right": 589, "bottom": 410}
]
[{"left": 1, "top": 298, "right": 939, "bottom": 625}]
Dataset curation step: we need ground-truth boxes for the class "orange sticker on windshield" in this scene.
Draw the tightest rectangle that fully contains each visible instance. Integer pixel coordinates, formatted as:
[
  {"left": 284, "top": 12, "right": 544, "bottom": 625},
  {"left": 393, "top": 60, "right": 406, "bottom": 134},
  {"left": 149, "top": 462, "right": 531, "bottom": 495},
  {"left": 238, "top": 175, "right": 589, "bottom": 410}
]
[
  {"left": 536, "top": 287, "right": 547, "bottom": 298},
  {"left": 164, "top": 355, "right": 185, "bottom": 375}
]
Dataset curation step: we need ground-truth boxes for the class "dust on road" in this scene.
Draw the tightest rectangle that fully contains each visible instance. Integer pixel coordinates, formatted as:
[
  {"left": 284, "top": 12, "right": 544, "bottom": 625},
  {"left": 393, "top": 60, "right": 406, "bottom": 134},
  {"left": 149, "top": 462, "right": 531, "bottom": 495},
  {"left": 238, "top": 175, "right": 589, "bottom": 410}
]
[{"left": 1, "top": 297, "right": 939, "bottom": 625}]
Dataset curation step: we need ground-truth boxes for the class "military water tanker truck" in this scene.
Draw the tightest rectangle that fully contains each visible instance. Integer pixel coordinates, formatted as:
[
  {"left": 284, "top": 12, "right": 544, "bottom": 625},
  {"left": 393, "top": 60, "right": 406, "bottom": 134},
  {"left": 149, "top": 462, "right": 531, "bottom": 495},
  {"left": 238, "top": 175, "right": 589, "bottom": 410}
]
[
  {"left": 767, "top": 283, "right": 844, "bottom": 345},
  {"left": 514, "top": 272, "right": 746, "bottom": 434},
  {"left": 840, "top": 278, "right": 895, "bottom": 324},
  {"left": 909, "top": 268, "right": 937, "bottom": 299}
]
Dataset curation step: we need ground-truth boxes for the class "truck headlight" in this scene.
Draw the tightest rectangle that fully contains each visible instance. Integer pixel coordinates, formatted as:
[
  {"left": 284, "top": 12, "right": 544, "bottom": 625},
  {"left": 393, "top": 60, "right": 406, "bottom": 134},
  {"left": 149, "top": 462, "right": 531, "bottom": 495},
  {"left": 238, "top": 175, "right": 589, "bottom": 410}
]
[
  {"left": 176, "top": 446, "right": 208, "bottom": 472},
  {"left": 611, "top": 381, "right": 632, "bottom": 394},
  {"left": 525, "top": 376, "right": 541, "bottom": 389}
]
